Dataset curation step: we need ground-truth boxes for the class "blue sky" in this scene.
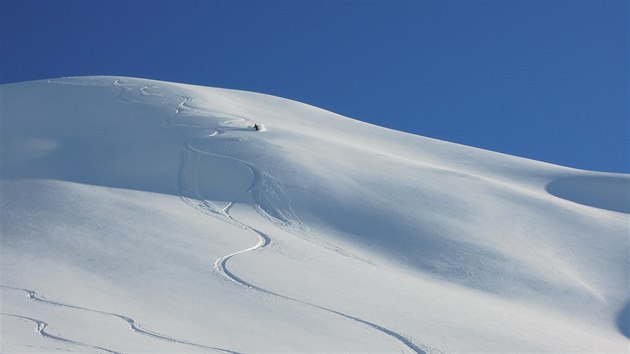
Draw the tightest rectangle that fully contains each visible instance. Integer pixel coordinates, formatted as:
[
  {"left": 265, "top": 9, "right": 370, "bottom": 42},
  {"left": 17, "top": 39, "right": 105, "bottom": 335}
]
[{"left": 1, "top": 0, "right": 628, "bottom": 173}]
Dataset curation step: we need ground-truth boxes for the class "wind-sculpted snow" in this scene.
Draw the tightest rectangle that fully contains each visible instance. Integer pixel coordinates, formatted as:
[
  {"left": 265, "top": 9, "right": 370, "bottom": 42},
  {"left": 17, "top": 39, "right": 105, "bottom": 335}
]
[
  {"left": 1, "top": 76, "right": 628, "bottom": 352},
  {"left": 546, "top": 174, "right": 630, "bottom": 214}
]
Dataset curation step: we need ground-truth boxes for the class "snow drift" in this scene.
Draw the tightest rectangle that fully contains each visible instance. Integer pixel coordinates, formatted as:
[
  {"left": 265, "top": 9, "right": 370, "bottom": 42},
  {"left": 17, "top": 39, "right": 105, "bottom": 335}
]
[{"left": 1, "top": 76, "right": 628, "bottom": 353}]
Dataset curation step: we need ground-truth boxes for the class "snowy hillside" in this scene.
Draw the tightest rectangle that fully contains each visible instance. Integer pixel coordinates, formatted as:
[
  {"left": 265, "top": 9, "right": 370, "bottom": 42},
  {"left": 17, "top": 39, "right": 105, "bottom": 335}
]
[{"left": 1, "top": 76, "right": 628, "bottom": 353}]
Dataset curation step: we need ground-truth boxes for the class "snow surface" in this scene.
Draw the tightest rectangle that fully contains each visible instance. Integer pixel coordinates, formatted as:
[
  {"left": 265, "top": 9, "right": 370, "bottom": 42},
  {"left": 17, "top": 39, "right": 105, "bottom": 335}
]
[{"left": 1, "top": 76, "right": 628, "bottom": 353}]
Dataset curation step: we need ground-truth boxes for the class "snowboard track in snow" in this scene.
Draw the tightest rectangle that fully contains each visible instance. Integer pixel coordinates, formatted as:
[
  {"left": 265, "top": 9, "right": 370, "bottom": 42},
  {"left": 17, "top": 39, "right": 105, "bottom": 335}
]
[
  {"left": 0, "top": 312, "right": 119, "bottom": 354},
  {"left": 37, "top": 78, "right": 438, "bottom": 354},
  {"left": 0, "top": 285, "right": 241, "bottom": 354},
  {"left": 172, "top": 100, "right": 436, "bottom": 354},
  {"left": 0, "top": 78, "right": 249, "bottom": 354}
]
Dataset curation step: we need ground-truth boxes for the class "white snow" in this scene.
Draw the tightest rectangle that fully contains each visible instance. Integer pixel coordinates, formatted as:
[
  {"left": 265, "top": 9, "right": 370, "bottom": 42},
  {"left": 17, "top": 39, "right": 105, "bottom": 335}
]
[{"left": 1, "top": 76, "right": 628, "bottom": 353}]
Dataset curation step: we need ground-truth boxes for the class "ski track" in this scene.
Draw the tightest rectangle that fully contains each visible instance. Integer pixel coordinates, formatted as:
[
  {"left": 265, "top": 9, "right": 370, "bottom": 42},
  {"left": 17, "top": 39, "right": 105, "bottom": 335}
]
[
  {"left": 41, "top": 78, "right": 439, "bottom": 354},
  {"left": 0, "top": 285, "right": 241, "bottom": 354},
  {"left": 0, "top": 78, "right": 245, "bottom": 354},
  {"left": 0, "top": 312, "right": 119, "bottom": 354},
  {"left": 171, "top": 98, "right": 435, "bottom": 354}
]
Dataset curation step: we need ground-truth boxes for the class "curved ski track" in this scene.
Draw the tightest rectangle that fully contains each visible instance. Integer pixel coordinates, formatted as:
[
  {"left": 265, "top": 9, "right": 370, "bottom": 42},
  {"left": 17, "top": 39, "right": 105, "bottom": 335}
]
[
  {"left": 0, "top": 285, "right": 240, "bottom": 354},
  {"left": 0, "top": 312, "right": 118, "bottom": 354},
  {"left": 172, "top": 99, "right": 434, "bottom": 354},
  {"left": 23, "top": 78, "right": 439, "bottom": 354},
  {"left": 0, "top": 79, "right": 248, "bottom": 354}
]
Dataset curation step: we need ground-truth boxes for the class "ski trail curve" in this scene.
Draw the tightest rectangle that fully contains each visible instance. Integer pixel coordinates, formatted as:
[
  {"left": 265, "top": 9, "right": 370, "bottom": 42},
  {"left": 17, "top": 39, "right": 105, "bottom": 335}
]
[
  {"left": 163, "top": 94, "right": 253, "bottom": 129},
  {"left": 219, "top": 206, "right": 428, "bottom": 354},
  {"left": 0, "top": 285, "right": 241, "bottom": 354},
  {"left": 1, "top": 313, "right": 119, "bottom": 354},
  {"left": 180, "top": 135, "right": 433, "bottom": 354},
  {"left": 215, "top": 209, "right": 429, "bottom": 354},
  {"left": 46, "top": 79, "right": 435, "bottom": 353}
]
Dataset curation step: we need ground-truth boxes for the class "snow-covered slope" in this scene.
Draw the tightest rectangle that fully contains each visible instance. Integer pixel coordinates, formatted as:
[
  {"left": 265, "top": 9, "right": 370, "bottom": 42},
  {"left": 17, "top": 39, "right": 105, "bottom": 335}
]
[{"left": 1, "top": 76, "right": 628, "bottom": 353}]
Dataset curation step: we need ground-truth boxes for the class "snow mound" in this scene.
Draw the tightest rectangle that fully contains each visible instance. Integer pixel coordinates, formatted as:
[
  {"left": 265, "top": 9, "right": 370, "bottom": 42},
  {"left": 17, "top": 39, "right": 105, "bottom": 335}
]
[
  {"left": 1, "top": 76, "right": 628, "bottom": 353},
  {"left": 546, "top": 174, "right": 630, "bottom": 213}
]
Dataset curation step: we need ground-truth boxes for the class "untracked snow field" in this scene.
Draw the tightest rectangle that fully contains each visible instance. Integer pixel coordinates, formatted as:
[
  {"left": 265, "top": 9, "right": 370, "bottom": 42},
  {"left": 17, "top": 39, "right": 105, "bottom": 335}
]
[{"left": 1, "top": 77, "right": 628, "bottom": 353}]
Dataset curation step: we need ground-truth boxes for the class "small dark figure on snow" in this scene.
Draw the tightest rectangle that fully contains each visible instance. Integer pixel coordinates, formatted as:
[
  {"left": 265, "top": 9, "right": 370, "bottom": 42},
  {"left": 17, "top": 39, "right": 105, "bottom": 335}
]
[{"left": 253, "top": 124, "right": 260, "bottom": 131}]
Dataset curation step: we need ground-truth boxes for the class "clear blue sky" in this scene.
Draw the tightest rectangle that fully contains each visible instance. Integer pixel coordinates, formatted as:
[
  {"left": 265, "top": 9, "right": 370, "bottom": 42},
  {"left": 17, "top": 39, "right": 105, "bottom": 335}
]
[{"left": 1, "top": 0, "right": 628, "bottom": 173}]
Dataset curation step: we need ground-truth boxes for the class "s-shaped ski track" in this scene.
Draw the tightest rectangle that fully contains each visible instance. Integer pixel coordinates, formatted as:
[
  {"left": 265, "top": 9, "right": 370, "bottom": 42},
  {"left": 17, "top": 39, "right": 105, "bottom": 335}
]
[
  {"left": 0, "top": 285, "right": 240, "bottom": 354},
  {"left": 0, "top": 312, "right": 119, "bottom": 354},
  {"left": 180, "top": 131, "right": 433, "bottom": 354}
]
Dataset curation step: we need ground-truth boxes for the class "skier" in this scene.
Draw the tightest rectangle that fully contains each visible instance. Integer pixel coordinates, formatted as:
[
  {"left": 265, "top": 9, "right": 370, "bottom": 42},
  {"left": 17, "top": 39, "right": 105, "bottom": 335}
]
[{"left": 253, "top": 124, "right": 260, "bottom": 131}]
